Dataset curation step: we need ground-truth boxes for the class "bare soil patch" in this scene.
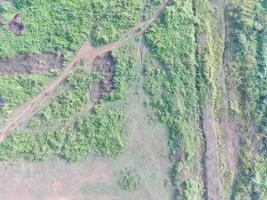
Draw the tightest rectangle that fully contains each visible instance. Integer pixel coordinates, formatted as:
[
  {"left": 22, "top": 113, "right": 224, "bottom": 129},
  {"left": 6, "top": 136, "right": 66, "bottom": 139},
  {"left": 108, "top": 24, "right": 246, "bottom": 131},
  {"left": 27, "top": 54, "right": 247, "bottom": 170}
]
[
  {"left": 0, "top": 53, "right": 63, "bottom": 75},
  {"left": 0, "top": 159, "right": 114, "bottom": 200},
  {"left": 90, "top": 52, "right": 115, "bottom": 101},
  {"left": 220, "top": 117, "right": 240, "bottom": 172},
  {"left": 8, "top": 13, "right": 25, "bottom": 36},
  {"left": 202, "top": 104, "right": 221, "bottom": 200}
]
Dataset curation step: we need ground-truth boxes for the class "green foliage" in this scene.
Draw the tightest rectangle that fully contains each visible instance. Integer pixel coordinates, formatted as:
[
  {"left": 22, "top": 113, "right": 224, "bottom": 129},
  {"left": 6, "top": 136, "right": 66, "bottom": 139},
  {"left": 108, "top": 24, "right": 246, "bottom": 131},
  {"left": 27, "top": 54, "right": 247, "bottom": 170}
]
[
  {"left": 0, "top": 104, "right": 126, "bottom": 162},
  {"left": 40, "top": 68, "right": 91, "bottom": 123},
  {"left": 181, "top": 179, "right": 198, "bottom": 200},
  {"left": 74, "top": 105, "right": 126, "bottom": 158},
  {"left": 143, "top": 0, "right": 199, "bottom": 198},
  {"left": 119, "top": 168, "right": 141, "bottom": 191},
  {"left": 143, "top": 0, "right": 162, "bottom": 20},
  {"left": 104, "top": 41, "right": 137, "bottom": 101},
  {"left": 144, "top": 0, "right": 197, "bottom": 157},
  {"left": 226, "top": 0, "right": 267, "bottom": 198},
  {"left": 0, "top": 72, "right": 56, "bottom": 116},
  {"left": 0, "top": 4, "right": 4, "bottom": 14},
  {"left": 12, "top": 0, "right": 33, "bottom": 9},
  {"left": 90, "top": 0, "right": 143, "bottom": 46},
  {"left": 0, "top": 0, "right": 144, "bottom": 58},
  {"left": 0, "top": 131, "right": 53, "bottom": 162}
]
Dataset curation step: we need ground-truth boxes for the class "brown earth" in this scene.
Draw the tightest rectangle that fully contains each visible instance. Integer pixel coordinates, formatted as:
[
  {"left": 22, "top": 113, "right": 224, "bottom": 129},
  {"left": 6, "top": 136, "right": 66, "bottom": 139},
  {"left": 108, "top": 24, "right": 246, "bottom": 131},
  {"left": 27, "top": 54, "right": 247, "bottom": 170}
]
[
  {"left": 90, "top": 52, "right": 115, "bottom": 101},
  {"left": 202, "top": 104, "right": 222, "bottom": 200},
  {"left": 0, "top": 53, "right": 64, "bottom": 75},
  {"left": 0, "top": 0, "right": 169, "bottom": 142},
  {"left": 8, "top": 13, "right": 25, "bottom": 36}
]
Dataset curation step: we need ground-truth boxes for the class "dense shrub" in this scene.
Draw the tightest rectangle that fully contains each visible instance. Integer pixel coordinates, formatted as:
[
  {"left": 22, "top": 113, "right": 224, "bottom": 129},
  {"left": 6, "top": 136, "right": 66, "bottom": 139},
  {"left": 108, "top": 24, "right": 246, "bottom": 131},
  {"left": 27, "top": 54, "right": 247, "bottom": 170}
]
[{"left": 119, "top": 168, "right": 141, "bottom": 191}]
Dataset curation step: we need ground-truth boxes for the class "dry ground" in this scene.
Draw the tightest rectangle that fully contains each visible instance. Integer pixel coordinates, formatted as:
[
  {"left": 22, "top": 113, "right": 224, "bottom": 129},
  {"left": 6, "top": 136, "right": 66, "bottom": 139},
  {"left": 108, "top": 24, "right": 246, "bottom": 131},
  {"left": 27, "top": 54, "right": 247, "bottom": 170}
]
[{"left": 0, "top": 53, "right": 63, "bottom": 75}]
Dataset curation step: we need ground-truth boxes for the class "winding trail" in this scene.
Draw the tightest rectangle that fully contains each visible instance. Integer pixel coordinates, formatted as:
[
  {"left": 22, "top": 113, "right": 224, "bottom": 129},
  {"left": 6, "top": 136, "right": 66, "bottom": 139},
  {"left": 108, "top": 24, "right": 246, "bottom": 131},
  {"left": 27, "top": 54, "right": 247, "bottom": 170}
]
[{"left": 0, "top": 0, "right": 169, "bottom": 143}]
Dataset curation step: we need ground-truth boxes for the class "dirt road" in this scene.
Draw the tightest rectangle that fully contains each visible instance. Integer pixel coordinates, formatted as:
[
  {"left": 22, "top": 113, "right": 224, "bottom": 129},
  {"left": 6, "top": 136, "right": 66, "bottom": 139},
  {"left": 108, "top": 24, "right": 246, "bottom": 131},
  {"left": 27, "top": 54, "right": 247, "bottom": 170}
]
[{"left": 0, "top": 0, "right": 169, "bottom": 143}]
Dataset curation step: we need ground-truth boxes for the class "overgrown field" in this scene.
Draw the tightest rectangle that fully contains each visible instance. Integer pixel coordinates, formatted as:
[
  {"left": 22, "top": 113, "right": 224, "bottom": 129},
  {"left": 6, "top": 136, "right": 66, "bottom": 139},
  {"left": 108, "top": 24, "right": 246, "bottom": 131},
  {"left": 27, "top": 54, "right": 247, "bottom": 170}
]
[
  {"left": 0, "top": 0, "right": 267, "bottom": 199},
  {"left": 225, "top": 0, "right": 267, "bottom": 199},
  {"left": 0, "top": 39, "right": 138, "bottom": 162},
  {"left": 0, "top": 0, "right": 144, "bottom": 59}
]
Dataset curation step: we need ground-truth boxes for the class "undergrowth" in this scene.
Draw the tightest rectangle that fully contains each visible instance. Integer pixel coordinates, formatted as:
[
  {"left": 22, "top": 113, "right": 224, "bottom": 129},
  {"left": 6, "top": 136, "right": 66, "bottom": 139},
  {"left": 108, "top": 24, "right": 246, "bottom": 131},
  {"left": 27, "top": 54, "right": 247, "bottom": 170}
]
[
  {"left": 0, "top": 0, "right": 144, "bottom": 59},
  {"left": 0, "top": 40, "right": 138, "bottom": 163},
  {"left": 143, "top": 0, "right": 201, "bottom": 198},
  {"left": 0, "top": 72, "right": 57, "bottom": 117},
  {"left": 225, "top": 0, "right": 267, "bottom": 199}
]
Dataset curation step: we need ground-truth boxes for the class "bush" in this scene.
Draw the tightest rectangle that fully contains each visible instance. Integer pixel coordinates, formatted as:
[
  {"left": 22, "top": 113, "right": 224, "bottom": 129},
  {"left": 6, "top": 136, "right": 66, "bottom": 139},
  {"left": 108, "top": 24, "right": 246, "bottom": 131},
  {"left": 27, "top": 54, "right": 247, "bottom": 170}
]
[{"left": 119, "top": 168, "right": 141, "bottom": 191}]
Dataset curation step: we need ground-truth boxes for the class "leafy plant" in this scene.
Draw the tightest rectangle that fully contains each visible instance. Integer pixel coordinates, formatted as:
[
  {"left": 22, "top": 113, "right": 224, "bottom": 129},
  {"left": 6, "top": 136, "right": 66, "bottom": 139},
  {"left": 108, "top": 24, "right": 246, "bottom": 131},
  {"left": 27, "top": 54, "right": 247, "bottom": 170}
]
[{"left": 119, "top": 168, "right": 141, "bottom": 191}]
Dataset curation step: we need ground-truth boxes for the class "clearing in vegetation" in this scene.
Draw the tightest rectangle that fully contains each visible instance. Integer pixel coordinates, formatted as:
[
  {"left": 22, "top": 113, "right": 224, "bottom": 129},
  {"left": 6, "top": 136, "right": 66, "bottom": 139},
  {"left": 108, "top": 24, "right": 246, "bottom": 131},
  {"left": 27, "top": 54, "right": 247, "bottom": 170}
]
[
  {"left": 90, "top": 52, "right": 115, "bottom": 101},
  {"left": 0, "top": 53, "right": 63, "bottom": 75}
]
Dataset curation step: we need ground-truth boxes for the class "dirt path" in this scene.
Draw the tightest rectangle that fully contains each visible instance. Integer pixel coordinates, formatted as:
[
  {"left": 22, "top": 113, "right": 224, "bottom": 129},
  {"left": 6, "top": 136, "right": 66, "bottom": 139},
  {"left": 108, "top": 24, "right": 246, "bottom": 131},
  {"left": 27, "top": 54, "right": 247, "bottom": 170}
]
[
  {"left": 201, "top": 1, "right": 241, "bottom": 199},
  {"left": 0, "top": 0, "right": 169, "bottom": 142},
  {"left": 202, "top": 104, "right": 221, "bottom": 200},
  {"left": 220, "top": 0, "right": 240, "bottom": 174}
]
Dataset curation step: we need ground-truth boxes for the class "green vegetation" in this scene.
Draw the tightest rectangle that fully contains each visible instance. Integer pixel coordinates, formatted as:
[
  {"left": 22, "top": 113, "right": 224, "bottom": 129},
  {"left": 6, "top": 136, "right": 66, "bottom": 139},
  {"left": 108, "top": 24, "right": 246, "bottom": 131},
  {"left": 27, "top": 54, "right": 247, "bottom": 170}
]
[
  {"left": 104, "top": 41, "right": 138, "bottom": 101},
  {"left": 119, "top": 168, "right": 141, "bottom": 191},
  {"left": 225, "top": 0, "right": 267, "bottom": 199},
  {"left": 0, "top": 39, "right": 138, "bottom": 163},
  {"left": 90, "top": 1, "right": 143, "bottom": 46},
  {"left": 0, "top": 0, "right": 144, "bottom": 59},
  {"left": 143, "top": 0, "right": 162, "bottom": 20},
  {"left": 1, "top": 0, "right": 267, "bottom": 199},
  {"left": 0, "top": 72, "right": 57, "bottom": 117},
  {"left": 144, "top": 0, "right": 201, "bottom": 198},
  {"left": 30, "top": 68, "right": 92, "bottom": 127},
  {"left": 0, "top": 104, "right": 125, "bottom": 162}
]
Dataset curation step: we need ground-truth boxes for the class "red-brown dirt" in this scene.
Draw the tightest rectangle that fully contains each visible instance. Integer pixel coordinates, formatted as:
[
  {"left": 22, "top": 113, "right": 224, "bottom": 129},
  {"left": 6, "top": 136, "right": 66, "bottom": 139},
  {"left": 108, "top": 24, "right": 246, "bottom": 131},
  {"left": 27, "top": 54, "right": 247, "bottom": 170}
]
[
  {"left": 0, "top": 0, "right": 169, "bottom": 143},
  {"left": 90, "top": 52, "right": 115, "bottom": 101},
  {"left": 0, "top": 53, "right": 63, "bottom": 75}
]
